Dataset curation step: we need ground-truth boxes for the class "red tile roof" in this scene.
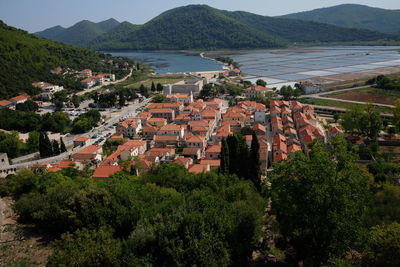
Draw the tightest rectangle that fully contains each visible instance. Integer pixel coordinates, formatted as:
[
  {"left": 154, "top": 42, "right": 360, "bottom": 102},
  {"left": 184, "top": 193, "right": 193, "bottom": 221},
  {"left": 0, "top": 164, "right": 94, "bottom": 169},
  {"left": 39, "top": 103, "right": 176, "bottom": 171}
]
[
  {"left": 74, "top": 136, "right": 89, "bottom": 142},
  {"left": 11, "top": 95, "right": 28, "bottom": 101},
  {"left": 0, "top": 100, "right": 11, "bottom": 106},
  {"left": 93, "top": 165, "right": 122, "bottom": 179}
]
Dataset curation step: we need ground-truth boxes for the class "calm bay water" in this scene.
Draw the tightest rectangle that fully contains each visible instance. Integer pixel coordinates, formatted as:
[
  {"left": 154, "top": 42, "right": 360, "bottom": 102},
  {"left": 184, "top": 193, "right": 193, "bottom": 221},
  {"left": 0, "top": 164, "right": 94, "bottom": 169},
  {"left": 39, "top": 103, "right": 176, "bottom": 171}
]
[{"left": 108, "top": 51, "right": 223, "bottom": 74}]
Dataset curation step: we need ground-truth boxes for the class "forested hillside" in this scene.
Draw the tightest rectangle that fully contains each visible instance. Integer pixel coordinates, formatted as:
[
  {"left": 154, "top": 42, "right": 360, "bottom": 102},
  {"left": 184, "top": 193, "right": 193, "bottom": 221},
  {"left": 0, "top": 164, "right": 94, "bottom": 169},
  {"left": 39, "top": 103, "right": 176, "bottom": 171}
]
[
  {"left": 223, "top": 10, "right": 393, "bottom": 43},
  {"left": 90, "top": 5, "right": 282, "bottom": 50},
  {"left": 0, "top": 20, "right": 130, "bottom": 99},
  {"left": 35, "top": 18, "right": 120, "bottom": 46},
  {"left": 282, "top": 4, "right": 400, "bottom": 35}
]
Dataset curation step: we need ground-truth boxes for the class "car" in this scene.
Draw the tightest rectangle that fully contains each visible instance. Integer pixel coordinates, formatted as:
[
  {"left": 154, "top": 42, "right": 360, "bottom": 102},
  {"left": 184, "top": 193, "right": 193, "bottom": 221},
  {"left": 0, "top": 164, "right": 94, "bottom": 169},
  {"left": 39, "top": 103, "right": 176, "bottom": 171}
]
[{"left": 91, "top": 135, "right": 98, "bottom": 139}]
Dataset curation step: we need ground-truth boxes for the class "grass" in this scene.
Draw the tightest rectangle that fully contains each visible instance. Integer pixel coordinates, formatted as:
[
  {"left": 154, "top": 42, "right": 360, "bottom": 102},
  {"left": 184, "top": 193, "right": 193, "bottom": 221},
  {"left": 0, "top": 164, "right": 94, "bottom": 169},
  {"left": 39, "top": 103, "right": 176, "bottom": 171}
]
[
  {"left": 299, "top": 97, "right": 393, "bottom": 114},
  {"left": 123, "top": 74, "right": 186, "bottom": 89}
]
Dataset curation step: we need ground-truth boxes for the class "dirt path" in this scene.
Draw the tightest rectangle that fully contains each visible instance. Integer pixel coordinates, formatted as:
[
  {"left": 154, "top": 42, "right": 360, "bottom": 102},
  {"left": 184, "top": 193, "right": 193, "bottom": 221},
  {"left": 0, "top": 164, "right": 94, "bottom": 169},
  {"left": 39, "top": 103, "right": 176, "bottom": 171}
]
[{"left": 0, "top": 197, "right": 52, "bottom": 266}]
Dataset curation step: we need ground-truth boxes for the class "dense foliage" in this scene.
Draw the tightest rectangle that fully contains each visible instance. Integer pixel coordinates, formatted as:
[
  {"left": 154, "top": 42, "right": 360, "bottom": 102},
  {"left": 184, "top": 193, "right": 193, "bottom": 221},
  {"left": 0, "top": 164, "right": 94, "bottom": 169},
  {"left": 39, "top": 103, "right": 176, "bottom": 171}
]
[
  {"left": 368, "top": 74, "right": 400, "bottom": 91},
  {"left": 223, "top": 9, "right": 394, "bottom": 44},
  {"left": 71, "top": 110, "right": 101, "bottom": 134},
  {"left": 282, "top": 4, "right": 400, "bottom": 35},
  {"left": 0, "top": 20, "right": 131, "bottom": 99},
  {"left": 270, "top": 137, "right": 370, "bottom": 266},
  {"left": 36, "top": 18, "right": 120, "bottom": 47},
  {"left": 0, "top": 164, "right": 266, "bottom": 266},
  {"left": 89, "top": 5, "right": 282, "bottom": 50}
]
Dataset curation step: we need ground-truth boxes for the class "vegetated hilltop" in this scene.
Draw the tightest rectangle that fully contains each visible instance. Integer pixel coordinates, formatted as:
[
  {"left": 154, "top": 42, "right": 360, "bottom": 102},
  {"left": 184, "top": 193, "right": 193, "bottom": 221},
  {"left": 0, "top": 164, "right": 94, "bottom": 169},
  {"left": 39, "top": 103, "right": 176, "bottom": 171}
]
[
  {"left": 36, "top": 5, "right": 395, "bottom": 50},
  {"left": 35, "top": 18, "right": 120, "bottom": 46},
  {"left": 0, "top": 20, "right": 128, "bottom": 99},
  {"left": 89, "top": 5, "right": 283, "bottom": 50},
  {"left": 281, "top": 4, "right": 400, "bottom": 35},
  {"left": 222, "top": 10, "right": 392, "bottom": 43}
]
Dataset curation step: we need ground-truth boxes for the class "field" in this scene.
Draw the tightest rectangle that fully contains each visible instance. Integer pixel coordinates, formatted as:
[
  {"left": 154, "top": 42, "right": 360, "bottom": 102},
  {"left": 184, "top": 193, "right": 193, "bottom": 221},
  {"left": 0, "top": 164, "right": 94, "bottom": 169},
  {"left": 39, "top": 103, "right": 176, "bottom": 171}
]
[
  {"left": 299, "top": 98, "right": 393, "bottom": 114},
  {"left": 325, "top": 88, "right": 400, "bottom": 105},
  {"left": 123, "top": 74, "right": 186, "bottom": 89}
]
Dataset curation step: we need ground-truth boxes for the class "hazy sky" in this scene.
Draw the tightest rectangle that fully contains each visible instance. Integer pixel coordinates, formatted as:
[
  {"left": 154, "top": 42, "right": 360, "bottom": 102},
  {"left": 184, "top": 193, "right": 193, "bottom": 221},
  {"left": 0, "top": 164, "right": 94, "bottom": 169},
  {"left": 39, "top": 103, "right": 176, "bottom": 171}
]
[{"left": 1, "top": 0, "right": 399, "bottom": 33}]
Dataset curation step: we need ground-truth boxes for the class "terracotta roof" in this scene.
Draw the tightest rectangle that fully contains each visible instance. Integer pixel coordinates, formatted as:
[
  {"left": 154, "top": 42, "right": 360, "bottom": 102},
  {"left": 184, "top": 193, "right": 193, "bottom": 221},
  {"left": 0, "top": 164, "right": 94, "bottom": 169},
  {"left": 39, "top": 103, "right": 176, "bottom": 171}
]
[
  {"left": 11, "top": 95, "right": 28, "bottom": 101},
  {"left": 148, "top": 117, "right": 167, "bottom": 123},
  {"left": 0, "top": 100, "right": 11, "bottom": 106},
  {"left": 159, "top": 124, "right": 183, "bottom": 131},
  {"left": 188, "top": 164, "right": 209, "bottom": 174},
  {"left": 288, "top": 144, "right": 302, "bottom": 154},
  {"left": 167, "top": 93, "right": 191, "bottom": 98},
  {"left": 252, "top": 123, "right": 266, "bottom": 133},
  {"left": 48, "top": 166, "right": 61, "bottom": 172},
  {"left": 174, "top": 156, "right": 193, "bottom": 167},
  {"left": 147, "top": 103, "right": 183, "bottom": 109},
  {"left": 200, "top": 160, "right": 220, "bottom": 167},
  {"left": 57, "top": 160, "right": 77, "bottom": 168},
  {"left": 93, "top": 165, "right": 122, "bottom": 179},
  {"left": 154, "top": 135, "right": 179, "bottom": 142},
  {"left": 149, "top": 108, "right": 174, "bottom": 113},
  {"left": 76, "top": 145, "right": 101, "bottom": 154},
  {"left": 182, "top": 147, "right": 201, "bottom": 155},
  {"left": 274, "top": 153, "right": 287, "bottom": 163},
  {"left": 329, "top": 126, "right": 344, "bottom": 134},
  {"left": 186, "top": 135, "right": 205, "bottom": 143},
  {"left": 206, "top": 143, "right": 221, "bottom": 153},
  {"left": 74, "top": 136, "right": 89, "bottom": 142}
]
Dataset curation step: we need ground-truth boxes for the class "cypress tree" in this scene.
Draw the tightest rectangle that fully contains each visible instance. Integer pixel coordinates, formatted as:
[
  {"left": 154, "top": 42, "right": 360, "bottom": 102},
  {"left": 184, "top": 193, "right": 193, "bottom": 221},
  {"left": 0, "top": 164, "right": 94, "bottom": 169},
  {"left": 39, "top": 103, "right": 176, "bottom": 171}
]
[
  {"left": 52, "top": 140, "right": 60, "bottom": 155},
  {"left": 237, "top": 134, "right": 249, "bottom": 179},
  {"left": 220, "top": 138, "right": 229, "bottom": 174},
  {"left": 39, "top": 132, "right": 53, "bottom": 158},
  {"left": 156, "top": 83, "right": 163, "bottom": 92},
  {"left": 249, "top": 132, "right": 261, "bottom": 191},
  {"left": 60, "top": 137, "right": 67, "bottom": 153},
  {"left": 226, "top": 135, "right": 238, "bottom": 175},
  {"left": 151, "top": 82, "right": 156, "bottom": 92},
  {"left": 39, "top": 132, "right": 45, "bottom": 157}
]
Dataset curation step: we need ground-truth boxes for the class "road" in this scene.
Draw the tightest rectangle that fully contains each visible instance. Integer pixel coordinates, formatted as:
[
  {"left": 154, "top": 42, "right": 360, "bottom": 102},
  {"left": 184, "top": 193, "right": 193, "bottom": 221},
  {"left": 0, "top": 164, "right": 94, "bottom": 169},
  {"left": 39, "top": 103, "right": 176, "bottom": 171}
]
[
  {"left": 74, "top": 68, "right": 133, "bottom": 96},
  {"left": 299, "top": 85, "right": 395, "bottom": 108}
]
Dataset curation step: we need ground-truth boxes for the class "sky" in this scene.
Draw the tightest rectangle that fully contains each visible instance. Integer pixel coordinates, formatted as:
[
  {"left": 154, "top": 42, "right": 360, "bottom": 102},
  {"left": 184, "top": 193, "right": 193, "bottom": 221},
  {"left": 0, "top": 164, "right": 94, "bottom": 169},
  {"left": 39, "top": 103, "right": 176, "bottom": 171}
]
[{"left": 0, "top": 0, "right": 399, "bottom": 33}]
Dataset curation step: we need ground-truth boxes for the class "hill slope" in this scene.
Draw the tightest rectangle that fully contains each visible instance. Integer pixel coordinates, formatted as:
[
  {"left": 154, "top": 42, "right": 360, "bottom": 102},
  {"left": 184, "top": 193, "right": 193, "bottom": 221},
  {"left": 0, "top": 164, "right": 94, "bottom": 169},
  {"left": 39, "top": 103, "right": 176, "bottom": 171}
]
[
  {"left": 90, "top": 5, "right": 282, "bottom": 50},
  {"left": 0, "top": 20, "right": 120, "bottom": 98},
  {"left": 35, "top": 18, "right": 120, "bottom": 46},
  {"left": 282, "top": 4, "right": 400, "bottom": 35},
  {"left": 222, "top": 10, "right": 392, "bottom": 43}
]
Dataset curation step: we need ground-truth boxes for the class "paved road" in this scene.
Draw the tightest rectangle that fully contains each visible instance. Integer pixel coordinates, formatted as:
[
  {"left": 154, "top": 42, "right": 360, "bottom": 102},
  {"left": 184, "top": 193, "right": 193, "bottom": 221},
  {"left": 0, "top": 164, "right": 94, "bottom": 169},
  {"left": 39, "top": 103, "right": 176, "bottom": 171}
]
[{"left": 74, "top": 68, "right": 133, "bottom": 96}]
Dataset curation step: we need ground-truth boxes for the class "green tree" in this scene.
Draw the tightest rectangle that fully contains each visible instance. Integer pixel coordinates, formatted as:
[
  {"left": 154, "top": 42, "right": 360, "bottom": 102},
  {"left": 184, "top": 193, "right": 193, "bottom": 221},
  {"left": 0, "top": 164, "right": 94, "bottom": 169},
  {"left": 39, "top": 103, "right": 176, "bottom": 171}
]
[
  {"left": 60, "top": 137, "right": 67, "bottom": 153},
  {"left": 16, "top": 100, "right": 39, "bottom": 112},
  {"left": 71, "top": 94, "right": 80, "bottom": 108},
  {"left": 248, "top": 132, "right": 261, "bottom": 191},
  {"left": 139, "top": 84, "right": 149, "bottom": 98},
  {"left": 341, "top": 105, "right": 382, "bottom": 140},
  {"left": 118, "top": 92, "right": 125, "bottom": 107},
  {"left": 151, "top": 81, "right": 156, "bottom": 92},
  {"left": 363, "top": 223, "right": 400, "bottom": 267},
  {"left": 152, "top": 94, "right": 168, "bottom": 103},
  {"left": 220, "top": 138, "right": 229, "bottom": 174},
  {"left": 52, "top": 140, "right": 60, "bottom": 155},
  {"left": 256, "top": 79, "right": 267, "bottom": 87},
  {"left": 26, "top": 131, "right": 40, "bottom": 153},
  {"left": 48, "top": 228, "right": 122, "bottom": 267},
  {"left": 270, "top": 137, "right": 369, "bottom": 266},
  {"left": 39, "top": 132, "right": 53, "bottom": 158},
  {"left": 156, "top": 83, "right": 163, "bottom": 92}
]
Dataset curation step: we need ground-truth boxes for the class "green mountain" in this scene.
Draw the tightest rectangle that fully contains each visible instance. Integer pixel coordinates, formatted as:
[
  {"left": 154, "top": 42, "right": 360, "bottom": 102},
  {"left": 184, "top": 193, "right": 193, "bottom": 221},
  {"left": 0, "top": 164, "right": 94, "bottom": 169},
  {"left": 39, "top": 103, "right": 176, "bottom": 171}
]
[
  {"left": 222, "top": 10, "right": 391, "bottom": 43},
  {"left": 281, "top": 4, "right": 400, "bottom": 35},
  {"left": 35, "top": 18, "right": 120, "bottom": 46},
  {"left": 35, "top": 25, "right": 65, "bottom": 40},
  {"left": 0, "top": 20, "right": 121, "bottom": 99},
  {"left": 90, "top": 5, "right": 282, "bottom": 50},
  {"left": 88, "top": 5, "right": 393, "bottom": 50}
]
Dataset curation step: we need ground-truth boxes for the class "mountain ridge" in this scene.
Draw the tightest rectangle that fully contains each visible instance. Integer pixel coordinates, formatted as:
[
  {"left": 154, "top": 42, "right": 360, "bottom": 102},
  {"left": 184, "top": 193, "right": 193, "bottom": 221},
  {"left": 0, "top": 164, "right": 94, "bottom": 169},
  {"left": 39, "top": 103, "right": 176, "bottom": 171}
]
[
  {"left": 281, "top": 4, "right": 400, "bottom": 35},
  {"left": 35, "top": 4, "right": 397, "bottom": 50},
  {"left": 35, "top": 18, "right": 120, "bottom": 46}
]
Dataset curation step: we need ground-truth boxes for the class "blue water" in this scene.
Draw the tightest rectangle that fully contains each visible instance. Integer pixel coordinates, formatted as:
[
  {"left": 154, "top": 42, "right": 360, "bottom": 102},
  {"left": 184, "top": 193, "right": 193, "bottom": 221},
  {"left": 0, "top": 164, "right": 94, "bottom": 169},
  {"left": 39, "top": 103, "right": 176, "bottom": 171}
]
[{"left": 108, "top": 51, "right": 223, "bottom": 74}]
